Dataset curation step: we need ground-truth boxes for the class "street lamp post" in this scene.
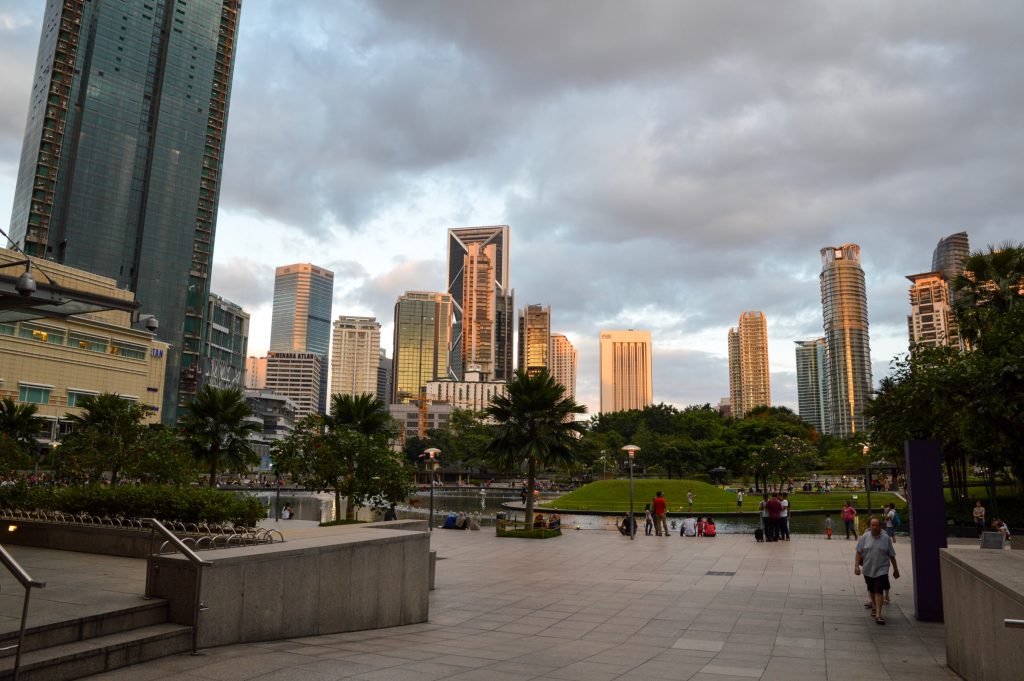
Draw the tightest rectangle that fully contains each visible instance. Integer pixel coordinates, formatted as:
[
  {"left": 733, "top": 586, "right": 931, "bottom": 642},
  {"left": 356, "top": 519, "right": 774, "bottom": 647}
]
[
  {"left": 622, "top": 445, "right": 640, "bottom": 540},
  {"left": 423, "top": 448, "right": 441, "bottom": 531}
]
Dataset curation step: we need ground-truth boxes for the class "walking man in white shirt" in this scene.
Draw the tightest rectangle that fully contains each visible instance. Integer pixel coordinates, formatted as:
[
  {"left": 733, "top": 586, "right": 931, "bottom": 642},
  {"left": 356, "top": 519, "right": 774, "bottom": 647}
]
[{"left": 855, "top": 517, "right": 900, "bottom": 625}]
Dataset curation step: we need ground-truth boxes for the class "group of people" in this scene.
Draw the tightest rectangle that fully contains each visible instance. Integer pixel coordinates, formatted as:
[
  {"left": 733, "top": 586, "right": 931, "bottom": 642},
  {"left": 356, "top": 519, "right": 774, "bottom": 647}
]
[
  {"left": 973, "top": 500, "right": 1013, "bottom": 541},
  {"left": 757, "top": 492, "right": 791, "bottom": 541},
  {"left": 614, "top": 491, "right": 717, "bottom": 538},
  {"left": 532, "top": 512, "right": 561, "bottom": 530}
]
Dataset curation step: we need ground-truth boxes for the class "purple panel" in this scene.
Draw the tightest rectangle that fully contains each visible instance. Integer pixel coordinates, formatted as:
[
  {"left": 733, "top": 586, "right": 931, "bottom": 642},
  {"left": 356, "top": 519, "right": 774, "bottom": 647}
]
[{"left": 905, "top": 439, "right": 946, "bottom": 622}]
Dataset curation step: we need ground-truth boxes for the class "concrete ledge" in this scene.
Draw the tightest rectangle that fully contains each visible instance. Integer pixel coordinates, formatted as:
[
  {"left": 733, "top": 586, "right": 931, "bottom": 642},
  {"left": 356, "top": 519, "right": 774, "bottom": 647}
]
[
  {"left": 940, "top": 547, "right": 1024, "bottom": 681},
  {"left": 0, "top": 520, "right": 156, "bottom": 557},
  {"left": 146, "top": 524, "right": 430, "bottom": 648}
]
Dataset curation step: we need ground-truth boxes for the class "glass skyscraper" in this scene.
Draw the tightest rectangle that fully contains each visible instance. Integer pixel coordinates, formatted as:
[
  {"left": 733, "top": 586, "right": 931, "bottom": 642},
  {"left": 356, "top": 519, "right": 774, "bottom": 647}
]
[
  {"left": 517, "top": 304, "right": 551, "bottom": 377},
  {"left": 269, "top": 263, "right": 334, "bottom": 413},
  {"left": 819, "top": 244, "right": 873, "bottom": 435},
  {"left": 391, "top": 291, "right": 451, "bottom": 404},
  {"left": 794, "top": 337, "right": 827, "bottom": 434},
  {"left": 7, "top": 0, "right": 241, "bottom": 420},
  {"left": 931, "top": 231, "right": 971, "bottom": 282}
]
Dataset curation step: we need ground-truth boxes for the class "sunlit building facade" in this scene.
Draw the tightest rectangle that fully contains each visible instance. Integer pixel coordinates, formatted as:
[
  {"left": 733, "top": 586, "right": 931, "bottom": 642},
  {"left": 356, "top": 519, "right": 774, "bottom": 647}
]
[
  {"left": 7, "top": 0, "right": 242, "bottom": 420},
  {"left": 550, "top": 333, "right": 577, "bottom": 400},
  {"left": 794, "top": 338, "right": 827, "bottom": 434},
  {"left": 392, "top": 291, "right": 452, "bottom": 404},
  {"left": 245, "top": 356, "right": 267, "bottom": 390},
  {"left": 269, "top": 263, "right": 333, "bottom": 413},
  {"left": 819, "top": 244, "right": 872, "bottom": 435},
  {"left": 329, "top": 316, "right": 380, "bottom": 399},
  {"left": 264, "top": 351, "right": 321, "bottom": 421},
  {"left": 517, "top": 304, "right": 551, "bottom": 377},
  {"left": 426, "top": 369, "right": 508, "bottom": 412},
  {"left": 727, "top": 311, "right": 770, "bottom": 417},
  {"left": 446, "top": 226, "right": 513, "bottom": 381},
  {"left": 599, "top": 329, "right": 653, "bottom": 414},
  {"left": 906, "top": 272, "right": 964, "bottom": 352}
]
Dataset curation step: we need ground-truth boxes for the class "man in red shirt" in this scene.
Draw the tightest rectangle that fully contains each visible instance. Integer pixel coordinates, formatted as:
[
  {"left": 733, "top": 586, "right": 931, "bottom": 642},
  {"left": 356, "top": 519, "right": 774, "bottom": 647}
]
[
  {"left": 765, "top": 493, "right": 783, "bottom": 542},
  {"left": 652, "top": 491, "right": 669, "bottom": 537}
]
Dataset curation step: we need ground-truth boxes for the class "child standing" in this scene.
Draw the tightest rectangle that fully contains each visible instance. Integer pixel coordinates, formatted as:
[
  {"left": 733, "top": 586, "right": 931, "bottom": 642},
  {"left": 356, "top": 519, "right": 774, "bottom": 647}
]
[
  {"left": 825, "top": 513, "right": 833, "bottom": 540},
  {"left": 644, "top": 503, "right": 654, "bottom": 536}
]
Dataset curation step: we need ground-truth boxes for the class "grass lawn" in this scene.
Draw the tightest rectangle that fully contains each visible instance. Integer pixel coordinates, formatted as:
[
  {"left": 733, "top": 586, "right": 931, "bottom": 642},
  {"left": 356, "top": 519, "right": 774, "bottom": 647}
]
[{"left": 540, "top": 479, "right": 905, "bottom": 514}]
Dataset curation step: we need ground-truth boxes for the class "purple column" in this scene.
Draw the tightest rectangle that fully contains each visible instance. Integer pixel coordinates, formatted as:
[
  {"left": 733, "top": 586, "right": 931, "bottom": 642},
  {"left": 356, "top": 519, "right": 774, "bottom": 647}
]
[{"left": 905, "top": 439, "right": 946, "bottom": 622}]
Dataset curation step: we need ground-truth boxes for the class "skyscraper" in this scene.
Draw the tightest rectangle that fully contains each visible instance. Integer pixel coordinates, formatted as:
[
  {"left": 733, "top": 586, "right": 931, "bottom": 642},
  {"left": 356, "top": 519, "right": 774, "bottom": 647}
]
[
  {"left": 794, "top": 338, "right": 827, "bottom": 434},
  {"left": 931, "top": 231, "right": 971, "bottom": 282},
  {"left": 264, "top": 352, "right": 322, "bottom": 421},
  {"left": 329, "top": 316, "right": 380, "bottom": 399},
  {"left": 906, "top": 272, "right": 964, "bottom": 351},
  {"left": 517, "top": 304, "right": 551, "bottom": 377},
  {"left": 269, "top": 263, "right": 334, "bottom": 413},
  {"left": 819, "top": 244, "right": 873, "bottom": 435},
  {"left": 446, "top": 226, "right": 513, "bottom": 381},
  {"left": 376, "top": 348, "right": 392, "bottom": 405},
  {"left": 392, "top": 291, "right": 452, "bottom": 404},
  {"left": 727, "top": 311, "right": 770, "bottom": 417},
  {"left": 599, "top": 330, "right": 653, "bottom": 414},
  {"left": 550, "top": 334, "right": 578, "bottom": 400},
  {"left": 200, "top": 293, "right": 249, "bottom": 390},
  {"left": 7, "top": 0, "right": 242, "bottom": 419}
]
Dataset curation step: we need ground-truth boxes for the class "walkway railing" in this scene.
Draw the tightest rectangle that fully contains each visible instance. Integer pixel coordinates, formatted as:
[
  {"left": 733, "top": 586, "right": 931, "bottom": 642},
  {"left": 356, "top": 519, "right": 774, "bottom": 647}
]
[
  {"left": 0, "top": 544, "right": 46, "bottom": 681},
  {"left": 145, "top": 518, "right": 212, "bottom": 655}
]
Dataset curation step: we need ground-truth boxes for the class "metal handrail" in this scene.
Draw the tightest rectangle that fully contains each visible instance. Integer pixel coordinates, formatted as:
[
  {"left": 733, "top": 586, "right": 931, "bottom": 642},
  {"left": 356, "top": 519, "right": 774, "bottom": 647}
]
[
  {"left": 1007, "top": 619, "right": 1024, "bottom": 629},
  {"left": 0, "top": 544, "right": 46, "bottom": 681},
  {"left": 145, "top": 518, "right": 212, "bottom": 655}
]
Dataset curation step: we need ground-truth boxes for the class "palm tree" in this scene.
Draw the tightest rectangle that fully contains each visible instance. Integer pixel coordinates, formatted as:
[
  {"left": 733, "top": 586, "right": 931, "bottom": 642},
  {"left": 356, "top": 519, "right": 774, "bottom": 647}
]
[
  {"left": 0, "top": 398, "right": 46, "bottom": 451},
  {"left": 952, "top": 242, "right": 1024, "bottom": 343},
  {"left": 63, "top": 393, "right": 149, "bottom": 483},
  {"left": 326, "top": 393, "right": 394, "bottom": 436},
  {"left": 485, "top": 369, "right": 586, "bottom": 526},
  {"left": 179, "top": 386, "right": 261, "bottom": 487}
]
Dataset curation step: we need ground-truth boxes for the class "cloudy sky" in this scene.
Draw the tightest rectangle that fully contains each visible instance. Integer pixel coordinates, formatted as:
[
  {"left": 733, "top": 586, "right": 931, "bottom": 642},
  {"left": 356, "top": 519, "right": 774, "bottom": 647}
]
[{"left": 2, "top": 1, "right": 1022, "bottom": 415}]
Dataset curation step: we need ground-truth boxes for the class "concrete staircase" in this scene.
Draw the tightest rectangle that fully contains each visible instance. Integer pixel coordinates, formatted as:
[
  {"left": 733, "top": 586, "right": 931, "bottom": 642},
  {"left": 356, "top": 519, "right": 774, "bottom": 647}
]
[{"left": 0, "top": 599, "right": 191, "bottom": 681}]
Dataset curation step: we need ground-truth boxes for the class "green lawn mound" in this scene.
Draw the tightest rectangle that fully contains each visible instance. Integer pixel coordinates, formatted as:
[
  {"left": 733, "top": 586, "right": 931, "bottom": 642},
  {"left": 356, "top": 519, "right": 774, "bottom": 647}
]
[
  {"left": 496, "top": 527, "right": 561, "bottom": 539},
  {"left": 540, "top": 479, "right": 905, "bottom": 514}
]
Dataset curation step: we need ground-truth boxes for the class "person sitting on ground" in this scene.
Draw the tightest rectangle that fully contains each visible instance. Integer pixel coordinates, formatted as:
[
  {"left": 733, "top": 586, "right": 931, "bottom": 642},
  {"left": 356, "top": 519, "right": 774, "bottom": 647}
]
[
  {"left": 681, "top": 516, "right": 698, "bottom": 537},
  {"left": 533, "top": 513, "right": 547, "bottom": 529},
  {"left": 992, "top": 518, "right": 1011, "bottom": 541},
  {"left": 442, "top": 512, "right": 458, "bottom": 529},
  {"left": 704, "top": 516, "right": 717, "bottom": 537},
  {"left": 618, "top": 514, "right": 635, "bottom": 536},
  {"left": 454, "top": 511, "right": 469, "bottom": 529},
  {"left": 548, "top": 513, "right": 561, "bottom": 531},
  {"left": 697, "top": 516, "right": 706, "bottom": 537}
]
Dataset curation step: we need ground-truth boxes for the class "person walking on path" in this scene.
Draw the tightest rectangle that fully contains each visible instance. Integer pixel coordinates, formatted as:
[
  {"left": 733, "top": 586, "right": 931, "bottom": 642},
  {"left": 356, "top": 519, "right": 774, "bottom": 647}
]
[
  {"left": 644, "top": 503, "right": 654, "bottom": 536},
  {"left": 687, "top": 489, "right": 695, "bottom": 512},
  {"left": 780, "top": 492, "right": 791, "bottom": 541},
  {"left": 973, "top": 501, "right": 986, "bottom": 537},
  {"left": 855, "top": 517, "right": 900, "bottom": 625},
  {"left": 884, "top": 503, "right": 898, "bottom": 542},
  {"left": 736, "top": 490, "right": 744, "bottom": 514},
  {"left": 842, "top": 501, "right": 857, "bottom": 539},
  {"left": 652, "top": 491, "right": 669, "bottom": 537}
]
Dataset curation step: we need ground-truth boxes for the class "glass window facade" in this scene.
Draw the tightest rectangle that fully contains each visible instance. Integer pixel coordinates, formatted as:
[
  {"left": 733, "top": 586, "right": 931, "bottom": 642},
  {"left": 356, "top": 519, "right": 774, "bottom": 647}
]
[{"left": 19, "top": 385, "right": 51, "bottom": 405}]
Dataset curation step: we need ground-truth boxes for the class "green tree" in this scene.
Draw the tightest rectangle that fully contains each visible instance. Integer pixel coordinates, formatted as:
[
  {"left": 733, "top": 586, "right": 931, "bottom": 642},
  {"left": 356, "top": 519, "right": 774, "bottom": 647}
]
[
  {"left": 179, "top": 386, "right": 261, "bottom": 487},
  {"left": 326, "top": 393, "right": 395, "bottom": 436},
  {"left": 0, "top": 398, "right": 45, "bottom": 469},
  {"left": 485, "top": 369, "right": 586, "bottom": 526},
  {"left": 952, "top": 242, "right": 1024, "bottom": 344},
  {"left": 127, "top": 426, "right": 200, "bottom": 484},
  {"left": 749, "top": 434, "right": 818, "bottom": 490},
  {"left": 62, "top": 393, "right": 150, "bottom": 483}
]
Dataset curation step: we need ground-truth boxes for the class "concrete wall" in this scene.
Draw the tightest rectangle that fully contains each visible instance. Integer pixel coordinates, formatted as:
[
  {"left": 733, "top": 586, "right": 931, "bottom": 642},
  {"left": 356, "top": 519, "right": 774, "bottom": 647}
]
[
  {"left": 940, "top": 548, "right": 1024, "bottom": 681},
  {"left": 146, "top": 525, "right": 430, "bottom": 648},
  {"left": 1, "top": 520, "right": 157, "bottom": 557}
]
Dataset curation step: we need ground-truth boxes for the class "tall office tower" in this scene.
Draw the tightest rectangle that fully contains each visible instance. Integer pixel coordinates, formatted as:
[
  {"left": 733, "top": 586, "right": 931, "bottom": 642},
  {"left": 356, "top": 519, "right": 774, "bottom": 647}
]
[
  {"left": 819, "top": 244, "right": 873, "bottom": 435},
  {"left": 376, "top": 348, "right": 392, "bottom": 405},
  {"left": 7, "top": 0, "right": 242, "bottom": 419},
  {"left": 727, "top": 311, "right": 771, "bottom": 417},
  {"left": 794, "top": 338, "right": 828, "bottom": 434},
  {"left": 931, "top": 231, "right": 971, "bottom": 282},
  {"left": 328, "top": 316, "right": 380, "bottom": 399},
  {"left": 517, "top": 304, "right": 551, "bottom": 376},
  {"left": 269, "top": 264, "right": 334, "bottom": 413},
  {"left": 550, "top": 334, "right": 578, "bottom": 400},
  {"left": 245, "top": 356, "right": 267, "bottom": 390},
  {"left": 392, "top": 291, "right": 452, "bottom": 404},
  {"left": 264, "top": 351, "right": 322, "bottom": 421},
  {"left": 446, "top": 226, "right": 512, "bottom": 381},
  {"left": 906, "top": 272, "right": 964, "bottom": 351},
  {"left": 599, "top": 330, "right": 653, "bottom": 414},
  {"left": 200, "top": 293, "right": 249, "bottom": 390}
]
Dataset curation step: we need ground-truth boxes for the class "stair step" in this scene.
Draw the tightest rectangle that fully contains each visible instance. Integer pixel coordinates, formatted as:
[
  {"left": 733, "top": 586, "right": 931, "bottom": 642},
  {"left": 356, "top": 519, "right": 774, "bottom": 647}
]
[
  {"left": 0, "top": 600, "right": 169, "bottom": 657},
  {"left": 0, "top": 622, "right": 192, "bottom": 681}
]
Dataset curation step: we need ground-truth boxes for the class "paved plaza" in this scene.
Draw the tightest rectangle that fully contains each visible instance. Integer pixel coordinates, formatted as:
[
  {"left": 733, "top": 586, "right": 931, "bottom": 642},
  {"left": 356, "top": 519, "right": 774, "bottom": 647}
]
[{"left": 72, "top": 527, "right": 958, "bottom": 681}]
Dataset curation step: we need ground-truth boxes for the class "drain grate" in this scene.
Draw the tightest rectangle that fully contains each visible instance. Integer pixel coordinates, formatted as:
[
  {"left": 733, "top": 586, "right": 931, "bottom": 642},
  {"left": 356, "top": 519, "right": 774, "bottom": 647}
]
[{"left": 705, "top": 571, "right": 736, "bottom": 576}]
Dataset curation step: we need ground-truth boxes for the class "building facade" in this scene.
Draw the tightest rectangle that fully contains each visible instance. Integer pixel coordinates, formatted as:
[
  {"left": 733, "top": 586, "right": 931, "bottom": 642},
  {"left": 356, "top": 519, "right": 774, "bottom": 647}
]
[
  {"left": 819, "top": 244, "right": 873, "bottom": 435},
  {"left": 263, "top": 351, "right": 322, "bottom": 421},
  {"left": 389, "top": 402, "right": 453, "bottom": 445},
  {"left": 0, "top": 252, "right": 168, "bottom": 445},
  {"left": 550, "top": 333, "right": 578, "bottom": 400},
  {"left": 8, "top": 0, "right": 242, "bottom": 420},
  {"left": 931, "top": 231, "right": 971, "bottom": 282},
  {"left": 199, "top": 293, "right": 248, "bottom": 390},
  {"left": 906, "top": 272, "right": 964, "bottom": 351},
  {"left": 599, "top": 330, "right": 653, "bottom": 414},
  {"left": 426, "top": 369, "right": 508, "bottom": 412},
  {"left": 328, "top": 316, "right": 380, "bottom": 399},
  {"left": 446, "top": 226, "right": 513, "bottom": 381},
  {"left": 794, "top": 338, "right": 828, "bottom": 434},
  {"left": 244, "top": 388, "right": 296, "bottom": 471},
  {"left": 269, "top": 263, "right": 333, "bottom": 413},
  {"left": 727, "top": 311, "right": 771, "bottom": 417},
  {"left": 245, "top": 356, "right": 266, "bottom": 390},
  {"left": 377, "top": 348, "right": 392, "bottom": 405},
  {"left": 517, "top": 304, "right": 551, "bottom": 377},
  {"left": 392, "top": 291, "right": 452, "bottom": 404}
]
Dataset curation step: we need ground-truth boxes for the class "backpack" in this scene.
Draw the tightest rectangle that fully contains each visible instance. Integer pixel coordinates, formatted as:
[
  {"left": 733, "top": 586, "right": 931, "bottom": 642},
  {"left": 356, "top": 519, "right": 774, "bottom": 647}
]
[{"left": 892, "top": 511, "right": 901, "bottom": 527}]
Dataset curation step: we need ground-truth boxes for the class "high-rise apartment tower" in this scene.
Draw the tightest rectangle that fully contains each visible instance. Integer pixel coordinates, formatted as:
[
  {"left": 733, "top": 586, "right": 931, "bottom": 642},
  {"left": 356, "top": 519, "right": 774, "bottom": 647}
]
[
  {"left": 550, "top": 334, "right": 578, "bottom": 400},
  {"left": 392, "top": 291, "right": 452, "bottom": 404},
  {"left": 931, "top": 231, "right": 971, "bottom": 282},
  {"left": 446, "top": 226, "right": 513, "bottom": 381},
  {"left": 517, "top": 304, "right": 551, "bottom": 377},
  {"left": 794, "top": 338, "right": 827, "bottom": 434},
  {"left": 727, "top": 311, "right": 771, "bottom": 417},
  {"left": 906, "top": 231, "right": 970, "bottom": 352},
  {"left": 269, "top": 263, "right": 334, "bottom": 413},
  {"left": 7, "top": 0, "right": 242, "bottom": 419},
  {"left": 819, "top": 244, "right": 873, "bottom": 435},
  {"left": 329, "top": 316, "right": 380, "bottom": 400},
  {"left": 599, "top": 330, "right": 653, "bottom": 414}
]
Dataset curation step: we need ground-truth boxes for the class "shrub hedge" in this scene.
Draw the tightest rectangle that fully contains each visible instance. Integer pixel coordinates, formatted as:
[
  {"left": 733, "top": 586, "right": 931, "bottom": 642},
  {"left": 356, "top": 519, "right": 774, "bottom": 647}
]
[{"left": 0, "top": 484, "right": 264, "bottom": 526}]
